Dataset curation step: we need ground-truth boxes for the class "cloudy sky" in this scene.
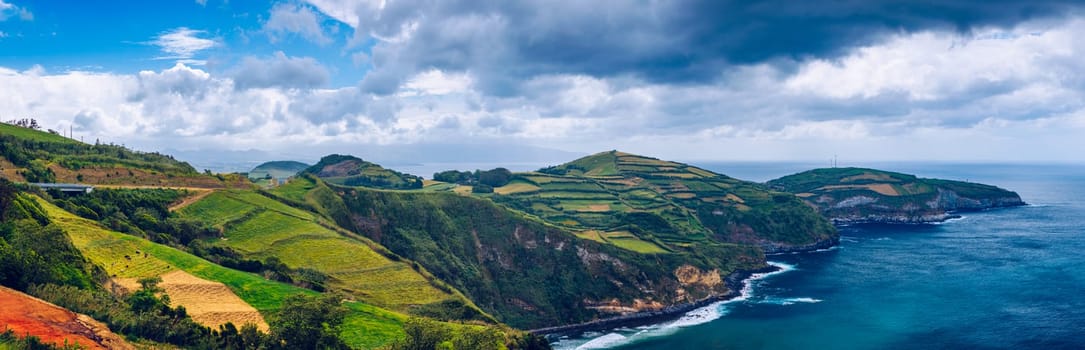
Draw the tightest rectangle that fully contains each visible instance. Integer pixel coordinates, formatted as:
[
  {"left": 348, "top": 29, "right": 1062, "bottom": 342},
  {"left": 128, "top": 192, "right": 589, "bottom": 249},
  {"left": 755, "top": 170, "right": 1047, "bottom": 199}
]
[{"left": 2, "top": 0, "right": 1085, "bottom": 166}]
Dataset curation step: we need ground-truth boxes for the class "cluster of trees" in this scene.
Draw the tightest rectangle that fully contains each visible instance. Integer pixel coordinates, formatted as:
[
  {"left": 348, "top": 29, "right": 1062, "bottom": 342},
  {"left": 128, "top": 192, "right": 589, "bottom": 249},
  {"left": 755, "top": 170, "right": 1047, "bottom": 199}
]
[
  {"left": 6, "top": 118, "right": 41, "bottom": 130},
  {"left": 0, "top": 132, "right": 197, "bottom": 176},
  {"left": 0, "top": 179, "right": 99, "bottom": 291},
  {"left": 433, "top": 168, "right": 513, "bottom": 193},
  {"left": 0, "top": 329, "right": 80, "bottom": 350},
  {"left": 388, "top": 317, "right": 549, "bottom": 350}
]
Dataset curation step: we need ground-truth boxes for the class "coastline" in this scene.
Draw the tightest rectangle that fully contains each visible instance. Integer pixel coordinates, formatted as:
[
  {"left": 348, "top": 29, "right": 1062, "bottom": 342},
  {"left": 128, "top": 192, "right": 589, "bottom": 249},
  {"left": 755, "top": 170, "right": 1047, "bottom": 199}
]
[
  {"left": 533, "top": 236, "right": 840, "bottom": 338},
  {"left": 530, "top": 255, "right": 805, "bottom": 339}
]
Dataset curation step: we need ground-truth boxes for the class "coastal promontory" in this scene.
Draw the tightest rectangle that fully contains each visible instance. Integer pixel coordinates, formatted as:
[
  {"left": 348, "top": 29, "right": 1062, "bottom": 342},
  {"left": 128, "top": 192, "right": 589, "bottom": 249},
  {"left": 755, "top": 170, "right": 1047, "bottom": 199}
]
[{"left": 767, "top": 167, "right": 1026, "bottom": 225}]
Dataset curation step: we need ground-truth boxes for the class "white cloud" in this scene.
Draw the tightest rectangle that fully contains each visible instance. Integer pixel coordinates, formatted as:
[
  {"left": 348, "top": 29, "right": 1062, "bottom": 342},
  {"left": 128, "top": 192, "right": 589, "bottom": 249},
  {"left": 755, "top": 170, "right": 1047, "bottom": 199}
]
[
  {"left": 264, "top": 3, "right": 332, "bottom": 45},
  {"left": 151, "top": 27, "right": 217, "bottom": 62},
  {"left": 400, "top": 70, "right": 472, "bottom": 96},
  {"left": 3, "top": 15, "right": 1085, "bottom": 163},
  {"left": 0, "top": 0, "right": 31, "bottom": 21}
]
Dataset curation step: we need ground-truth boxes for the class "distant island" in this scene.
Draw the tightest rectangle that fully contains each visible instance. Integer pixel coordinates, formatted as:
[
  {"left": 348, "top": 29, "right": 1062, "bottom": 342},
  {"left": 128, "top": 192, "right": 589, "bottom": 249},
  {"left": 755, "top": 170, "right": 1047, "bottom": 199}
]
[{"left": 767, "top": 167, "right": 1026, "bottom": 225}]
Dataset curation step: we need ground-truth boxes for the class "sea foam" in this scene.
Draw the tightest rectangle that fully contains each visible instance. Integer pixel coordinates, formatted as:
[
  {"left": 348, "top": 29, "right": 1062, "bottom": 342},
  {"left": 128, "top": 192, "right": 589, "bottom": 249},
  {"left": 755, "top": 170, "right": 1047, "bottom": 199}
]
[{"left": 554, "top": 261, "right": 797, "bottom": 350}]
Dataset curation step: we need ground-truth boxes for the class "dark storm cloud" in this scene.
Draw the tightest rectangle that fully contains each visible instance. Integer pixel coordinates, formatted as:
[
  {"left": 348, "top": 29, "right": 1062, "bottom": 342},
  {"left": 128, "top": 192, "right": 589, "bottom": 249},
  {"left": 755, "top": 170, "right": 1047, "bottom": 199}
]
[{"left": 342, "top": 0, "right": 1081, "bottom": 94}]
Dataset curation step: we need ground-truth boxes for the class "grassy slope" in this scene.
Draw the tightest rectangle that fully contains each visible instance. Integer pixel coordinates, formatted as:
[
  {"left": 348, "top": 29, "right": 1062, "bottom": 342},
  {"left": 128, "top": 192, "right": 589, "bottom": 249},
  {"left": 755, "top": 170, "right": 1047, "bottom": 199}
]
[
  {"left": 319, "top": 183, "right": 764, "bottom": 329},
  {"left": 305, "top": 155, "right": 421, "bottom": 190},
  {"left": 32, "top": 196, "right": 406, "bottom": 349},
  {"left": 0, "top": 123, "right": 245, "bottom": 188},
  {"left": 178, "top": 189, "right": 467, "bottom": 313},
  {"left": 459, "top": 151, "right": 835, "bottom": 248},
  {"left": 0, "top": 123, "right": 81, "bottom": 144}
]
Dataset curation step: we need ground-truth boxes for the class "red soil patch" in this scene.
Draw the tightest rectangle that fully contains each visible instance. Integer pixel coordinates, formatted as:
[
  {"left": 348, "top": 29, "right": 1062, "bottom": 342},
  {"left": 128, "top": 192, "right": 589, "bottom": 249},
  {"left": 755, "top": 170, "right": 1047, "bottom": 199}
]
[{"left": 0, "top": 286, "right": 133, "bottom": 350}]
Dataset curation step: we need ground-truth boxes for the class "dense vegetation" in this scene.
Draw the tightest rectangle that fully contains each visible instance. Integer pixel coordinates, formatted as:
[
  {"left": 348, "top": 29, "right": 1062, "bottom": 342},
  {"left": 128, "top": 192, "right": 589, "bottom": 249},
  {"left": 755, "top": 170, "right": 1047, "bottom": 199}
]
[
  {"left": 177, "top": 189, "right": 480, "bottom": 317},
  {"left": 0, "top": 180, "right": 99, "bottom": 291},
  {"left": 305, "top": 154, "right": 423, "bottom": 189},
  {"left": 0, "top": 125, "right": 548, "bottom": 349},
  {"left": 0, "top": 122, "right": 196, "bottom": 176},
  {"left": 297, "top": 180, "right": 764, "bottom": 329}
]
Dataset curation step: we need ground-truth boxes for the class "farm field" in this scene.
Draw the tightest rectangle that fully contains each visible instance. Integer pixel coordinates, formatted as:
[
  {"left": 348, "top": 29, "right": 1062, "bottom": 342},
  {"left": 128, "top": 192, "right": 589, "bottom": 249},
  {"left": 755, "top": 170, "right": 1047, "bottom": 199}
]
[
  {"left": 178, "top": 190, "right": 464, "bottom": 313},
  {"left": 33, "top": 196, "right": 409, "bottom": 349}
]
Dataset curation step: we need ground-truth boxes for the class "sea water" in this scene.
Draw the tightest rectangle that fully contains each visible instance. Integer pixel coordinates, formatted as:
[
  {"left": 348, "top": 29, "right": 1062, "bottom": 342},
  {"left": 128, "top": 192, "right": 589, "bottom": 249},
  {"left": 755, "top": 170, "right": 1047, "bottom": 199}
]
[{"left": 554, "top": 163, "right": 1085, "bottom": 350}]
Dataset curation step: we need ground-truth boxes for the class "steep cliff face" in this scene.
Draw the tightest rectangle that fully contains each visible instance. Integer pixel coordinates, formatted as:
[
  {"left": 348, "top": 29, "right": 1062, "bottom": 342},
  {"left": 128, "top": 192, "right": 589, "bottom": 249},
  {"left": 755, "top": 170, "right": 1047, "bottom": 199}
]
[
  {"left": 768, "top": 168, "right": 1025, "bottom": 225},
  {"left": 320, "top": 187, "right": 765, "bottom": 329}
]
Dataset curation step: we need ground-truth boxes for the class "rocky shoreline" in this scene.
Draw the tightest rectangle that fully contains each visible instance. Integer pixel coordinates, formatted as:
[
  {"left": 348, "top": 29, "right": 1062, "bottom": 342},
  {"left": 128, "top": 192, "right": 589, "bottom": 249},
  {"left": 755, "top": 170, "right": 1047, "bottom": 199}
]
[
  {"left": 530, "top": 263, "right": 784, "bottom": 339},
  {"left": 762, "top": 236, "right": 839, "bottom": 255},
  {"left": 532, "top": 236, "right": 846, "bottom": 338}
]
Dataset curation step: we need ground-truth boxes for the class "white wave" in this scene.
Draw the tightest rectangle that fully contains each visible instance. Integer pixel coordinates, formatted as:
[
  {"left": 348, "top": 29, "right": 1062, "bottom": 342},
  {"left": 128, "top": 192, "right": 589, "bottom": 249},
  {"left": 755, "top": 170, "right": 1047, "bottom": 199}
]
[
  {"left": 553, "top": 261, "right": 797, "bottom": 350},
  {"left": 813, "top": 245, "right": 842, "bottom": 252},
  {"left": 575, "top": 333, "right": 628, "bottom": 349},
  {"left": 762, "top": 297, "right": 823, "bottom": 305}
]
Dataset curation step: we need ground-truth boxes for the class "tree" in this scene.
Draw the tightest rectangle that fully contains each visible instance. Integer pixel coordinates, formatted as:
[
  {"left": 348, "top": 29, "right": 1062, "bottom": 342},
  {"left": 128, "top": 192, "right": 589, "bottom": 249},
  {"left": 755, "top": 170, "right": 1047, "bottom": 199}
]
[
  {"left": 478, "top": 168, "right": 512, "bottom": 187},
  {"left": 271, "top": 294, "right": 348, "bottom": 350}
]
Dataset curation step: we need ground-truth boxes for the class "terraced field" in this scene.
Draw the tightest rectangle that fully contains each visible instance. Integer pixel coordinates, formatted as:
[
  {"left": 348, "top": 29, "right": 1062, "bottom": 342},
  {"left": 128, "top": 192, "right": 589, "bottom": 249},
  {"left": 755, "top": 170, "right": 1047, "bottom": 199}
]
[
  {"left": 424, "top": 151, "right": 834, "bottom": 252},
  {"left": 33, "top": 196, "right": 409, "bottom": 349},
  {"left": 178, "top": 190, "right": 466, "bottom": 312}
]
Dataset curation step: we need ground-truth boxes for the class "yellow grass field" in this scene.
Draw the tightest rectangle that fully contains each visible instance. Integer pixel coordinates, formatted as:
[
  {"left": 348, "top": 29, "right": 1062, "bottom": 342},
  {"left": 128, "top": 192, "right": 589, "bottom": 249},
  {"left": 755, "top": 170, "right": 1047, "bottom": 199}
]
[{"left": 115, "top": 271, "right": 269, "bottom": 331}]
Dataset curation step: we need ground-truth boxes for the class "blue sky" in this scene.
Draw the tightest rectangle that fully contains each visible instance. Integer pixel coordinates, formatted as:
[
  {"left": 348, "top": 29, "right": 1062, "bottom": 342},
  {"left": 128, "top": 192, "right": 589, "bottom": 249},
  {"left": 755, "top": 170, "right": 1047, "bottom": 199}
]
[
  {"left": 1, "top": 1, "right": 368, "bottom": 85},
  {"left": 2, "top": 1, "right": 1085, "bottom": 166}
]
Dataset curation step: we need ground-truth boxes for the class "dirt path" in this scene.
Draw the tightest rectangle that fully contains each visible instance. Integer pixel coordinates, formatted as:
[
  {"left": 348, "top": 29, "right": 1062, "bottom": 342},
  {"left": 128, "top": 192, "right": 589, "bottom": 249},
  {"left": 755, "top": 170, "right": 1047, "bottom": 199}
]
[
  {"left": 0, "top": 286, "right": 133, "bottom": 350},
  {"left": 114, "top": 270, "right": 269, "bottom": 332},
  {"left": 168, "top": 189, "right": 216, "bottom": 212}
]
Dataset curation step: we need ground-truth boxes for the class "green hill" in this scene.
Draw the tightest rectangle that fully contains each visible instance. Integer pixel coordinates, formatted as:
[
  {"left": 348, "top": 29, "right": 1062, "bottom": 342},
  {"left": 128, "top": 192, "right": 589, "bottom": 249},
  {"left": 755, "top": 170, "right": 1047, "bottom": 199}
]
[
  {"left": 177, "top": 188, "right": 490, "bottom": 321},
  {"left": 273, "top": 175, "right": 765, "bottom": 329},
  {"left": 304, "top": 154, "right": 423, "bottom": 190},
  {"left": 478, "top": 151, "right": 836, "bottom": 249},
  {"left": 767, "top": 167, "right": 1026, "bottom": 224},
  {"left": 276, "top": 151, "right": 835, "bottom": 329},
  {"left": 0, "top": 122, "right": 245, "bottom": 188},
  {"left": 30, "top": 194, "right": 410, "bottom": 348},
  {"left": 248, "top": 161, "right": 309, "bottom": 180}
]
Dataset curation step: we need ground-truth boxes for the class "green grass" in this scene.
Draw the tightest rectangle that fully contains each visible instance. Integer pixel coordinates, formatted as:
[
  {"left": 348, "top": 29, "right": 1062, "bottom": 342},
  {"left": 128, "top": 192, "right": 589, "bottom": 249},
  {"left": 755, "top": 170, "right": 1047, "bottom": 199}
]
[
  {"left": 271, "top": 177, "right": 318, "bottom": 202},
  {"left": 34, "top": 195, "right": 424, "bottom": 349},
  {"left": 0, "top": 123, "right": 81, "bottom": 144},
  {"left": 180, "top": 190, "right": 458, "bottom": 312},
  {"left": 340, "top": 302, "right": 407, "bottom": 349},
  {"left": 606, "top": 236, "right": 669, "bottom": 254}
]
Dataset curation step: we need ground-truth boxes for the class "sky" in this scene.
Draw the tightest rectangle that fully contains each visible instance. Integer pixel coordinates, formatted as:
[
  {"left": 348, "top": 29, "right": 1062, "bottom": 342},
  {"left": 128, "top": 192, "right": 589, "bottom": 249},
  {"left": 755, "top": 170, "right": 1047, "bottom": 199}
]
[{"left": 2, "top": 0, "right": 1085, "bottom": 167}]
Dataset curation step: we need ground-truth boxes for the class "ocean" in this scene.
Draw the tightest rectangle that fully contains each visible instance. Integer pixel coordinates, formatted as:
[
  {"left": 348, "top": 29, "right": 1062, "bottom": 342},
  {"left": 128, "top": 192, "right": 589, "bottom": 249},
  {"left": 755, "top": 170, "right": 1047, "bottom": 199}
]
[{"left": 552, "top": 163, "right": 1085, "bottom": 350}]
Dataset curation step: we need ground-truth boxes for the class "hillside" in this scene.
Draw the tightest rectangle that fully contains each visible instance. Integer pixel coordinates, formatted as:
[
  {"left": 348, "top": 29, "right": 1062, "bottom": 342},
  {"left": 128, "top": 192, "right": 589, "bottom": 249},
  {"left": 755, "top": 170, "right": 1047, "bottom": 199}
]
[
  {"left": 304, "top": 154, "right": 423, "bottom": 190},
  {"left": 177, "top": 189, "right": 490, "bottom": 321},
  {"left": 767, "top": 167, "right": 1026, "bottom": 224},
  {"left": 276, "top": 175, "right": 766, "bottom": 329},
  {"left": 0, "top": 285, "right": 133, "bottom": 350},
  {"left": 31, "top": 196, "right": 405, "bottom": 347},
  {"left": 470, "top": 151, "right": 836, "bottom": 251},
  {"left": 274, "top": 151, "right": 837, "bottom": 329},
  {"left": 247, "top": 161, "right": 309, "bottom": 180},
  {"left": 0, "top": 123, "right": 247, "bottom": 188}
]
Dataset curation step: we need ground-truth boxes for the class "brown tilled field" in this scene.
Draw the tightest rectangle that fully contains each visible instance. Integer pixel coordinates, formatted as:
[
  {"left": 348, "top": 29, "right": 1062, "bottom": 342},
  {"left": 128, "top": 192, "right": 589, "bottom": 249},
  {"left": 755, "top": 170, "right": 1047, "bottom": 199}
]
[
  {"left": 0, "top": 286, "right": 133, "bottom": 350},
  {"left": 114, "top": 271, "right": 269, "bottom": 332}
]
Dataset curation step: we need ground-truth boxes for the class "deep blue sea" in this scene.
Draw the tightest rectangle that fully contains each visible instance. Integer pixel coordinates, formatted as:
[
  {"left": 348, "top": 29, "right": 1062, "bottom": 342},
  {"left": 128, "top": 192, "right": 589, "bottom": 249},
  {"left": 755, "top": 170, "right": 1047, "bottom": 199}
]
[{"left": 553, "top": 163, "right": 1085, "bottom": 350}]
